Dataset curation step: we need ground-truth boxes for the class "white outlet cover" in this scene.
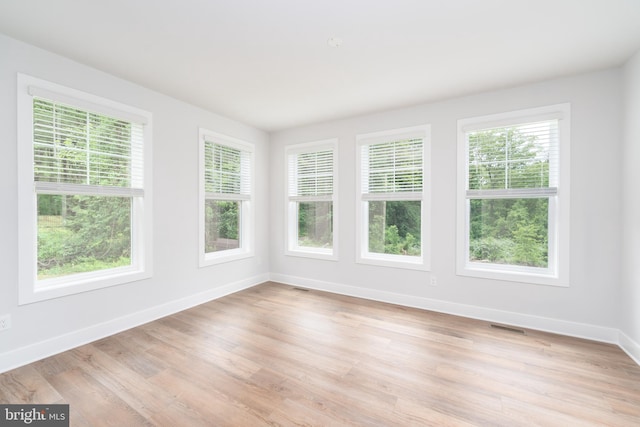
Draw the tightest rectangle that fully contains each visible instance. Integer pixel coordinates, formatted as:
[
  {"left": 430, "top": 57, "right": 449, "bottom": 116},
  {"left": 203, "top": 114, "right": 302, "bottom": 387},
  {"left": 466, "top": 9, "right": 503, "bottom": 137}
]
[{"left": 0, "top": 314, "right": 11, "bottom": 331}]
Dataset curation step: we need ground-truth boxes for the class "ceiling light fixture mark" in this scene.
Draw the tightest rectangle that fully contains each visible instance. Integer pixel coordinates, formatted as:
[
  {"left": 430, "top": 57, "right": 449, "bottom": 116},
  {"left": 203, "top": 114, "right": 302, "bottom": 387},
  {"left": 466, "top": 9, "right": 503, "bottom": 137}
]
[{"left": 327, "top": 36, "right": 343, "bottom": 48}]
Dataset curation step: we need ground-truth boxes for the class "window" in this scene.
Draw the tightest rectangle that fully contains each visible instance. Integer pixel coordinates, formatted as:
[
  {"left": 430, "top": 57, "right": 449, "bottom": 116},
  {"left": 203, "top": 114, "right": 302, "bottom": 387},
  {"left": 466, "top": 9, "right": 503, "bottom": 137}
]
[
  {"left": 286, "top": 139, "right": 337, "bottom": 259},
  {"left": 199, "top": 128, "right": 254, "bottom": 266},
  {"left": 456, "top": 104, "right": 570, "bottom": 286},
  {"left": 356, "top": 126, "right": 430, "bottom": 270},
  {"left": 17, "top": 74, "right": 152, "bottom": 304}
]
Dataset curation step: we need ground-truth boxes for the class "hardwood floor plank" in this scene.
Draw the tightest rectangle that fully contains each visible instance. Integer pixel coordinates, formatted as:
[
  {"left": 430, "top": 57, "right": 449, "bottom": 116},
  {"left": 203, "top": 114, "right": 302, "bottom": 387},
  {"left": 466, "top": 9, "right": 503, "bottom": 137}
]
[
  {"left": 154, "top": 349, "right": 282, "bottom": 420},
  {"left": 1, "top": 281, "right": 639, "bottom": 426},
  {"left": 92, "top": 334, "right": 167, "bottom": 379},
  {"left": 393, "top": 397, "right": 484, "bottom": 427},
  {"left": 0, "top": 364, "right": 62, "bottom": 404},
  {"left": 31, "top": 351, "right": 79, "bottom": 377},
  {"left": 346, "top": 360, "right": 506, "bottom": 426},
  {"left": 434, "top": 362, "right": 621, "bottom": 425},
  {"left": 65, "top": 344, "right": 175, "bottom": 420},
  {"left": 45, "top": 366, "right": 152, "bottom": 426},
  {"left": 148, "top": 368, "right": 267, "bottom": 426},
  {"left": 266, "top": 397, "right": 345, "bottom": 426},
  {"left": 140, "top": 320, "right": 262, "bottom": 380},
  {"left": 500, "top": 396, "right": 613, "bottom": 427}
]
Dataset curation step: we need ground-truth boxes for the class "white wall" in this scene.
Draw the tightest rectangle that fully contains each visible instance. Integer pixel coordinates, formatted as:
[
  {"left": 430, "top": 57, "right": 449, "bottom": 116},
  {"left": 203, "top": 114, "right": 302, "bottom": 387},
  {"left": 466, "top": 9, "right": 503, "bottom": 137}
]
[
  {"left": 621, "top": 50, "right": 640, "bottom": 361},
  {"left": 0, "top": 34, "right": 270, "bottom": 372},
  {"left": 270, "top": 69, "right": 624, "bottom": 342}
]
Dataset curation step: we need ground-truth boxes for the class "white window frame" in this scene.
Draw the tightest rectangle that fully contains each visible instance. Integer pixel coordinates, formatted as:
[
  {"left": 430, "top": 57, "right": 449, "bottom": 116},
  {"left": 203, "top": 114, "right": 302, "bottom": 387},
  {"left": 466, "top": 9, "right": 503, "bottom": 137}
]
[
  {"left": 17, "top": 73, "right": 153, "bottom": 305},
  {"left": 285, "top": 139, "right": 338, "bottom": 260},
  {"left": 456, "top": 104, "right": 570, "bottom": 286},
  {"left": 199, "top": 128, "right": 255, "bottom": 266},
  {"left": 355, "top": 125, "right": 431, "bottom": 270}
]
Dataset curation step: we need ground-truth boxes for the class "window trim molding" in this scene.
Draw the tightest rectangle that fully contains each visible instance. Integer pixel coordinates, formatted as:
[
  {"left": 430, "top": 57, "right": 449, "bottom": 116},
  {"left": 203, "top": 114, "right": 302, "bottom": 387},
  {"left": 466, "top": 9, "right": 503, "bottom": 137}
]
[
  {"left": 455, "top": 103, "right": 571, "bottom": 287},
  {"left": 284, "top": 138, "right": 338, "bottom": 261},
  {"left": 198, "top": 128, "right": 255, "bottom": 267},
  {"left": 17, "top": 73, "right": 153, "bottom": 305},
  {"left": 355, "top": 125, "right": 431, "bottom": 271}
]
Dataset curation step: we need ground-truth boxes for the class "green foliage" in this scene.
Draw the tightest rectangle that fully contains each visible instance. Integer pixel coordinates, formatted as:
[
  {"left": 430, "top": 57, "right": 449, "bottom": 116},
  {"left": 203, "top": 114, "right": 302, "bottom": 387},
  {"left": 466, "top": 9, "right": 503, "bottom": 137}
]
[
  {"left": 37, "top": 195, "right": 132, "bottom": 279},
  {"left": 297, "top": 202, "right": 332, "bottom": 248},
  {"left": 205, "top": 200, "right": 240, "bottom": 252},
  {"left": 38, "top": 217, "right": 74, "bottom": 271},
  {"left": 469, "top": 186, "right": 549, "bottom": 267},
  {"left": 383, "top": 225, "right": 420, "bottom": 256},
  {"left": 38, "top": 255, "right": 131, "bottom": 279},
  {"left": 469, "top": 237, "right": 516, "bottom": 264},
  {"left": 369, "top": 200, "right": 421, "bottom": 256},
  {"left": 38, "top": 195, "right": 62, "bottom": 215},
  {"left": 66, "top": 196, "right": 131, "bottom": 259}
]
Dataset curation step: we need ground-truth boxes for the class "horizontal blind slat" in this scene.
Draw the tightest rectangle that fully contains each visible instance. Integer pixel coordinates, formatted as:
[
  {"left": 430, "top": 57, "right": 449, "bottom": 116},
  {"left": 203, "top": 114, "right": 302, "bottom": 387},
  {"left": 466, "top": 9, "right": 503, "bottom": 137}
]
[
  {"left": 204, "top": 141, "right": 251, "bottom": 196},
  {"left": 466, "top": 187, "right": 557, "bottom": 199},
  {"left": 362, "top": 138, "right": 423, "bottom": 194},
  {"left": 288, "top": 148, "right": 334, "bottom": 197},
  {"left": 35, "top": 181, "right": 144, "bottom": 197},
  {"left": 466, "top": 119, "right": 558, "bottom": 191},
  {"left": 362, "top": 192, "right": 423, "bottom": 201},
  {"left": 204, "top": 192, "right": 250, "bottom": 201},
  {"left": 32, "top": 97, "right": 143, "bottom": 189},
  {"left": 289, "top": 194, "right": 333, "bottom": 202}
]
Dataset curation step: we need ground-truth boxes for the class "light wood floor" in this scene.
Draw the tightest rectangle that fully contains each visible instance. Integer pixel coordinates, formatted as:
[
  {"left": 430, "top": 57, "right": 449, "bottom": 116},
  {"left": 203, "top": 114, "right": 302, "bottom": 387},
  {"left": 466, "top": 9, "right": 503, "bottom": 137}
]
[{"left": 1, "top": 282, "right": 639, "bottom": 426}]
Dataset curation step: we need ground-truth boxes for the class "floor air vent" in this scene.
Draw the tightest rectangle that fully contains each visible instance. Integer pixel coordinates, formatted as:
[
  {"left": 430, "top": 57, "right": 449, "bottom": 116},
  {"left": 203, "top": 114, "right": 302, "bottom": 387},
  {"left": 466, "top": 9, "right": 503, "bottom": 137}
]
[
  {"left": 490, "top": 324, "right": 526, "bottom": 334},
  {"left": 292, "top": 287, "right": 310, "bottom": 292}
]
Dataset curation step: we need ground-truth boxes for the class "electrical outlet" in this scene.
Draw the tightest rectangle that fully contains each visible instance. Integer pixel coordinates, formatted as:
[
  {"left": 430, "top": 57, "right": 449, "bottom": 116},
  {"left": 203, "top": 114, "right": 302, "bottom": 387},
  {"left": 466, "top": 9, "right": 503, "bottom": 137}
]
[
  {"left": 430, "top": 276, "right": 437, "bottom": 286},
  {"left": 0, "top": 314, "right": 11, "bottom": 331}
]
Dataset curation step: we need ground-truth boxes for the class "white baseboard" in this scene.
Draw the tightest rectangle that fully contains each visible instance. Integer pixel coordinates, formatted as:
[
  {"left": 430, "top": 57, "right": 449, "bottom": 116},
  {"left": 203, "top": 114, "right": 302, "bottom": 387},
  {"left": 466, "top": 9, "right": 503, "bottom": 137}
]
[
  {"left": 269, "top": 273, "right": 620, "bottom": 345},
  {"left": 619, "top": 331, "right": 640, "bottom": 366},
  {"left": 0, "top": 273, "right": 268, "bottom": 374}
]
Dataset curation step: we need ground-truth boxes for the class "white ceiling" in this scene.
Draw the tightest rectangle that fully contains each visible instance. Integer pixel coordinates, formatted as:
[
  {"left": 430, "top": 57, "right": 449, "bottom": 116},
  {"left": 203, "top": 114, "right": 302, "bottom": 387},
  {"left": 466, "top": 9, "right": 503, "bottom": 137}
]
[{"left": 1, "top": 0, "right": 639, "bottom": 132}]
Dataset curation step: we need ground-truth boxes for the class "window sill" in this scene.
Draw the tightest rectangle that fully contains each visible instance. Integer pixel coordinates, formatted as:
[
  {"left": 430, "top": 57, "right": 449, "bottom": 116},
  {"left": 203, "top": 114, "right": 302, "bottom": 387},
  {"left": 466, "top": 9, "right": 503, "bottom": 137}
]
[
  {"left": 200, "top": 248, "right": 254, "bottom": 267},
  {"left": 19, "top": 267, "right": 152, "bottom": 305},
  {"left": 357, "top": 253, "right": 429, "bottom": 271},
  {"left": 457, "top": 262, "right": 568, "bottom": 287},
  {"left": 285, "top": 248, "right": 337, "bottom": 261}
]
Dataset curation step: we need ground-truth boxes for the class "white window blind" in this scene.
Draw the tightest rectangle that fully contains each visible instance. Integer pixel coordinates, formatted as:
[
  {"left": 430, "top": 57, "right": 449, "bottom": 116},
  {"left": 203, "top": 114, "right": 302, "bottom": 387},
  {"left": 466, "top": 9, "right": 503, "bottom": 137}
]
[
  {"left": 33, "top": 97, "right": 144, "bottom": 196},
  {"left": 361, "top": 138, "right": 423, "bottom": 198},
  {"left": 204, "top": 141, "right": 251, "bottom": 200},
  {"left": 466, "top": 119, "right": 558, "bottom": 198},
  {"left": 288, "top": 149, "right": 333, "bottom": 200}
]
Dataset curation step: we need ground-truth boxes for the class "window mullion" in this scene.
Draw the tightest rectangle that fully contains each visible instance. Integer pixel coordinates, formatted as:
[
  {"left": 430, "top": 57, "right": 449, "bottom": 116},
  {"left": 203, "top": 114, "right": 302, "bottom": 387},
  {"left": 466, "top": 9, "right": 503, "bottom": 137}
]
[
  {"left": 290, "top": 194, "right": 333, "bottom": 202},
  {"left": 362, "top": 192, "right": 423, "bottom": 201},
  {"left": 86, "top": 110, "right": 90, "bottom": 185},
  {"left": 466, "top": 187, "right": 557, "bottom": 199}
]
